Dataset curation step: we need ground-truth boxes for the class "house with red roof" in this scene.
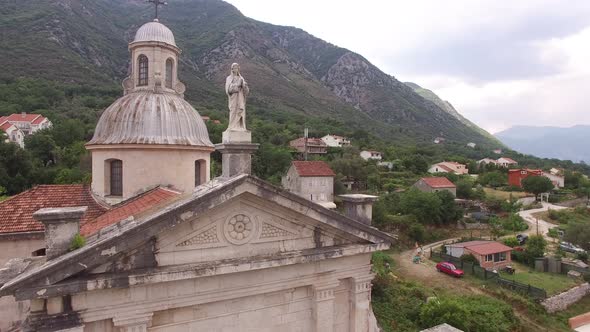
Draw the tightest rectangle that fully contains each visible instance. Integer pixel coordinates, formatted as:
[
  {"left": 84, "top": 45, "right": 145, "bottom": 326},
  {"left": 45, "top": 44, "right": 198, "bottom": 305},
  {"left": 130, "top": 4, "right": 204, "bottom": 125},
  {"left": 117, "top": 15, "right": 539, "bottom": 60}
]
[
  {"left": 445, "top": 241, "right": 512, "bottom": 269},
  {"left": 508, "top": 169, "right": 543, "bottom": 188},
  {"left": 428, "top": 161, "right": 469, "bottom": 175},
  {"left": 0, "top": 113, "right": 52, "bottom": 148},
  {"left": 413, "top": 177, "right": 457, "bottom": 196},
  {"left": 282, "top": 161, "right": 336, "bottom": 208}
]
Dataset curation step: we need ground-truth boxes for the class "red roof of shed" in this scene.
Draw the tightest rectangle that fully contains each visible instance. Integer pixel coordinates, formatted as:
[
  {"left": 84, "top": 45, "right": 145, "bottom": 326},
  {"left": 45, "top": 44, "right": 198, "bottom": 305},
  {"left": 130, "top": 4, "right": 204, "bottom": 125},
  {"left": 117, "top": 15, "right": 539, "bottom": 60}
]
[
  {"left": 421, "top": 177, "right": 456, "bottom": 188},
  {"left": 292, "top": 161, "right": 335, "bottom": 177},
  {"left": 466, "top": 242, "right": 512, "bottom": 255}
]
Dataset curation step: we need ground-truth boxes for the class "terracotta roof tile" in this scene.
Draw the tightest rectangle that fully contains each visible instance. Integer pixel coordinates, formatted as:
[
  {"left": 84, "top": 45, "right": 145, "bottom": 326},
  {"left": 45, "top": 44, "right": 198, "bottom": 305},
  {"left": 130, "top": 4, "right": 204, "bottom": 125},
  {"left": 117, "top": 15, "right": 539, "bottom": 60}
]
[
  {"left": 292, "top": 161, "right": 335, "bottom": 177},
  {"left": 80, "top": 187, "right": 180, "bottom": 236},
  {"left": 421, "top": 177, "right": 456, "bottom": 188},
  {"left": 0, "top": 185, "right": 108, "bottom": 234},
  {"left": 3, "top": 113, "right": 43, "bottom": 123},
  {"left": 466, "top": 242, "right": 512, "bottom": 255}
]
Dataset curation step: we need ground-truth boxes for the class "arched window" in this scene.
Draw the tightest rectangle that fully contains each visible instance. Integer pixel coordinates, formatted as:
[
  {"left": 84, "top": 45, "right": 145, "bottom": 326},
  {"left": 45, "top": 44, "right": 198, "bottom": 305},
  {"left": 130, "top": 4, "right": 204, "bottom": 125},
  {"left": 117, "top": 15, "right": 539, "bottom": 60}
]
[
  {"left": 195, "top": 160, "right": 206, "bottom": 186},
  {"left": 165, "top": 58, "right": 174, "bottom": 88},
  {"left": 138, "top": 55, "right": 149, "bottom": 86},
  {"left": 110, "top": 159, "right": 123, "bottom": 196}
]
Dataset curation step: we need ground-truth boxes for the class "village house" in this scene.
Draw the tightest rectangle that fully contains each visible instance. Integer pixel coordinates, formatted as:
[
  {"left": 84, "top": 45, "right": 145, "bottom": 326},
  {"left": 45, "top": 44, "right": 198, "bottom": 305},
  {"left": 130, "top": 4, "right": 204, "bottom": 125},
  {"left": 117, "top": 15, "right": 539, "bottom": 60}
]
[
  {"left": 413, "top": 177, "right": 457, "bottom": 196},
  {"left": 0, "top": 121, "right": 25, "bottom": 148},
  {"left": 477, "top": 158, "right": 498, "bottom": 166},
  {"left": 493, "top": 149, "right": 502, "bottom": 154},
  {"left": 428, "top": 161, "right": 469, "bottom": 175},
  {"left": 321, "top": 134, "right": 351, "bottom": 148},
  {"left": 497, "top": 157, "right": 518, "bottom": 167},
  {"left": 0, "top": 113, "right": 52, "bottom": 135},
  {"left": 289, "top": 137, "right": 328, "bottom": 154},
  {"left": 445, "top": 241, "right": 512, "bottom": 270},
  {"left": 0, "top": 18, "right": 391, "bottom": 332},
  {"left": 433, "top": 137, "right": 445, "bottom": 144},
  {"left": 282, "top": 161, "right": 337, "bottom": 209},
  {"left": 542, "top": 171, "right": 565, "bottom": 189},
  {"left": 466, "top": 142, "right": 476, "bottom": 148},
  {"left": 508, "top": 169, "right": 543, "bottom": 188},
  {"left": 360, "top": 150, "right": 382, "bottom": 161}
]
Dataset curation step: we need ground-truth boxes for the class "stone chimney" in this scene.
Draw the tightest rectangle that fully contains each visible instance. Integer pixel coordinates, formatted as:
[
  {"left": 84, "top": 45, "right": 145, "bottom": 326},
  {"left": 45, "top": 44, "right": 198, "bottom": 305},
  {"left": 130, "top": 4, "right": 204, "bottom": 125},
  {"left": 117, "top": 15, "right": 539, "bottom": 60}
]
[
  {"left": 338, "top": 194, "right": 378, "bottom": 225},
  {"left": 33, "top": 206, "right": 87, "bottom": 260}
]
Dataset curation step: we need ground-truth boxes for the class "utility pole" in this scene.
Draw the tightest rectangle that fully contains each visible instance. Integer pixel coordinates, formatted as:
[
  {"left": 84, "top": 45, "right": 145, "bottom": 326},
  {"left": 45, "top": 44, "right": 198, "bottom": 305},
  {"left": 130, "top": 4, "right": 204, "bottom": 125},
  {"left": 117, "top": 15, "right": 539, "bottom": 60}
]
[
  {"left": 303, "top": 128, "right": 308, "bottom": 161},
  {"left": 536, "top": 217, "right": 539, "bottom": 236}
]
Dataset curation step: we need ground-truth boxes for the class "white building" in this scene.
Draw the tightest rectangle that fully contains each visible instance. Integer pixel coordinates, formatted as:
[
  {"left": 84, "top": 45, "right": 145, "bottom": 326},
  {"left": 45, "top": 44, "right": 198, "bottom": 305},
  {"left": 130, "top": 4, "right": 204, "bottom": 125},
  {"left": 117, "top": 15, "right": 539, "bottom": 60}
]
[
  {"left": 467, "top": 142, "right": 476, "bottom": 148},
  {"left": 0, "top": 121, "right": 25, "bottom": 148},
  {"left": 497, "top": 157, "right": 518, "bottom": 168},
  {"left": 477, "top": 158, "right": 498, "bottom": 165},
  {"left": 360, "top": 150, "right": 382, "bottom": 161},
  {"left": 428, "top": 162, "right": 469, "bottom": 175},
  {"left": 543, "top": 172, "right": 565, "bottom": 188},
  {"left": 321, "top": 134, "right": 351, "bottom": 148},
  {"left": 282, "top": 161, "right": 336, "bottom": 208}
]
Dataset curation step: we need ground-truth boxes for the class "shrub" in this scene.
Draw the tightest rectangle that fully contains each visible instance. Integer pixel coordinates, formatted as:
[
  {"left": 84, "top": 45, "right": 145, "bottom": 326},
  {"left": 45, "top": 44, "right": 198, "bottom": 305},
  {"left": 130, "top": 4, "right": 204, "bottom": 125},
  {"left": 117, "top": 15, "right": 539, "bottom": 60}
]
[
  {"left": 408, "top": 223, "right": 425, "bottom": 243},
  {"left": 502, "top": 237, "right": 520, "bottom": 247},
  {"left": 69, "top": 233, "right": 86, "bottom": 251},
  {"left": 419, "top": 295, "right": 517, "bottom": 332},
  {"left": 372, "top": 251, "right": 395, "bottom": 277},
  {"left": 460, "top": 253, "right": 479, "bottom": 265},
  {"left": 577, "top": 252, "right": 589, "bottom": 263}
]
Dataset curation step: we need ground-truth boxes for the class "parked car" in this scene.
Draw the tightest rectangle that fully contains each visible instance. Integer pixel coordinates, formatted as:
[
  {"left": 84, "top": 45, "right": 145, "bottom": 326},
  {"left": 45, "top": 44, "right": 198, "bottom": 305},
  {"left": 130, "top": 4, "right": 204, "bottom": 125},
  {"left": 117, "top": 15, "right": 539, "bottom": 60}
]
[
  {"left": 559, "top": 242, "right": 586, "bottom": 254},
  {"left": 436, "top": 262, "right": 464, "bottom": 278},
  {"left": 516, "top": 234, "right": 528, "bottom": 245}
]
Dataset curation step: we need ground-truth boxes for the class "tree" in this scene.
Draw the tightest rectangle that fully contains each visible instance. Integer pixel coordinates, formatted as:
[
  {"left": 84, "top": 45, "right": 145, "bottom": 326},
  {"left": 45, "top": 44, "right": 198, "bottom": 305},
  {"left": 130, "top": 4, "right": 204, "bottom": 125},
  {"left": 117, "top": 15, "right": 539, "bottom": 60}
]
[
  {"left": 478, "top": 171, "right": 506, "bottom": 188},
  {"left": 402, "top": 155, "right": 428, "bottom": 174},
  {"left": 564, "top": 222, "right": 590, "bottom": 251},
  {"left": 398, "top": 188, "right": 442, "bottom": 224},
  {"left": 24, "top": 131, "right": 57, "bottom": 166},
  {"left": 436, "top": 190, "right": 463, "bottom": 225},
  {"left": 456, "top": 179, "right": 474, "bottom": 199},
  {"left": 525, "top": 235, "right": 547, "bottom": 262},
  {"left": 522, "top": 176, "right": 554, "bottom": 200}
]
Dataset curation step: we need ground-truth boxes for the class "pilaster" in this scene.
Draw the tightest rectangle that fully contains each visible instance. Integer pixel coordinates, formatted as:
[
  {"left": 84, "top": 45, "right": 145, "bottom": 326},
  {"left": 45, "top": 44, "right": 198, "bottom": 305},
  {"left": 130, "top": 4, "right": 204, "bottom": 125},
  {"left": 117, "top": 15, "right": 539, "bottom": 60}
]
[
  {"left": 350, "top": 274, "right": 374, "bottom": 332},
  {"left": 312, "top": 281, "right": 339, "bottom": 332},
  {"left": 113, "top": 313, "right": 153, "bottom": 332}
]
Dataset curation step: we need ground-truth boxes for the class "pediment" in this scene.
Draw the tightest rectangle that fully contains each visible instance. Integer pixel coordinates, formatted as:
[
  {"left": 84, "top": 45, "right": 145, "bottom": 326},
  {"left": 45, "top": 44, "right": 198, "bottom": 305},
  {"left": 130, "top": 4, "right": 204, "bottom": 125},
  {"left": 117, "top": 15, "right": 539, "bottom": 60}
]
[{"left": 155, "top": 193, "right": 358, "bottom": 266}]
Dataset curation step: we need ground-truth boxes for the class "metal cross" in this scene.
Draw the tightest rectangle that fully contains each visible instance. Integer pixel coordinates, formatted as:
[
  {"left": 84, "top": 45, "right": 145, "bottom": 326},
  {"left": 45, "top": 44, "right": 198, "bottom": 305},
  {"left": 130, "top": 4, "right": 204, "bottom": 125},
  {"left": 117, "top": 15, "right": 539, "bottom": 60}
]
[{"left": 147, "top": 0, "right": 168, "bottom": 19}]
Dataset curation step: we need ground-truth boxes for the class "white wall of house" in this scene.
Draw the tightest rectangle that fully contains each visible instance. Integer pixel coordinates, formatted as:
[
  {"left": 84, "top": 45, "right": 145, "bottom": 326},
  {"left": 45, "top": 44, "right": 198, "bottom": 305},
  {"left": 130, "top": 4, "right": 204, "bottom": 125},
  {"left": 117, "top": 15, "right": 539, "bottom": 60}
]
[{"left": 360, "top": 151, "right": 382, "bottom": 161}]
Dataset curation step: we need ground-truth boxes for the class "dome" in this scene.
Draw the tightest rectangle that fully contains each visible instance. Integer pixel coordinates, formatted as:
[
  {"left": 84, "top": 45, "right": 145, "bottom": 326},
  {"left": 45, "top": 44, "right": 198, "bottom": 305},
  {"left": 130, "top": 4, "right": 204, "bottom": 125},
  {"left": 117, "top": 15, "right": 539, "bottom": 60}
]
[
  {"left": 88, "top": 92, "right": 213, "bottom": 147},
  {"left": 133, "top": 20, "right": 177, "bottom": 47}
]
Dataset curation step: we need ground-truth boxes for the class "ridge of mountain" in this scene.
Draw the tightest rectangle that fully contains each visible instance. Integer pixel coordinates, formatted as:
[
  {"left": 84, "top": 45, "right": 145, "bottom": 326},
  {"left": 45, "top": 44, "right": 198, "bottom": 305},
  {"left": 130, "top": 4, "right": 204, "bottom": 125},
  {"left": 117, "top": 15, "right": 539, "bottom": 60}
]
[
  {"left": 0, "top": 0, "right": 499, "bottom": 148},
  {"left": 495, "top": 125, "right": 590, "bottom": 162},
  {"left": 404, "top": 82, "right": 501, "bottom": 144}
]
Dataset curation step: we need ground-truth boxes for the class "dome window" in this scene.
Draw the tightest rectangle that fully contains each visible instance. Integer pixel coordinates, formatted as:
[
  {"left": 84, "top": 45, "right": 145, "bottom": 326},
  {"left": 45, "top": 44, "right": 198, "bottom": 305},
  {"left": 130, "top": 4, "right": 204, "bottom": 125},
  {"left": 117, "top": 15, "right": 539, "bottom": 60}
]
[
  {"left": 138, "top": 55, "right": 149, "bottom": 86},
  {"left": 165, "top": 58, "right": 174, "bottom": 88}
]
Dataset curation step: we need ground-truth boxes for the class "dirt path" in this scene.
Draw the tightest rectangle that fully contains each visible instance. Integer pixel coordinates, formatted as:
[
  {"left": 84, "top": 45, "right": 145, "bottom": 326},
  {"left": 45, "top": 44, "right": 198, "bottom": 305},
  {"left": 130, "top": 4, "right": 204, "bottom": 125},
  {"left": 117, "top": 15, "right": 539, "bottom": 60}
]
[{"left": 518, "top": 202, "right": 567, "bottom": 238}]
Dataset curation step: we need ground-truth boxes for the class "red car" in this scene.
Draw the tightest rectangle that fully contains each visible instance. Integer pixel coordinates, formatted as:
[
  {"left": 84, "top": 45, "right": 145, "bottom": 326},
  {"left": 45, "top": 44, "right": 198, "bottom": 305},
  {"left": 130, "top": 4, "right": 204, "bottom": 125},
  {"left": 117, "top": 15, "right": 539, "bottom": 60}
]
[{"left": 436, "top": 262, "right": 464, "bottom": 278}]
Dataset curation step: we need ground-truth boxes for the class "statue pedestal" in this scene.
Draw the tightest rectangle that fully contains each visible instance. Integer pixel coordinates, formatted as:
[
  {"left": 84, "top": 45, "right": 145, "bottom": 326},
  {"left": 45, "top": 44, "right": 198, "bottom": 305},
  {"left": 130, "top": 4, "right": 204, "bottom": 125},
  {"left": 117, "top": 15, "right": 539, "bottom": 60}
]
[
  {"left": 216, "top": 130, "right": 258, "bottom": 178},
  {"left": 222, "top": 130, "right": 251, "bottom": 143}
]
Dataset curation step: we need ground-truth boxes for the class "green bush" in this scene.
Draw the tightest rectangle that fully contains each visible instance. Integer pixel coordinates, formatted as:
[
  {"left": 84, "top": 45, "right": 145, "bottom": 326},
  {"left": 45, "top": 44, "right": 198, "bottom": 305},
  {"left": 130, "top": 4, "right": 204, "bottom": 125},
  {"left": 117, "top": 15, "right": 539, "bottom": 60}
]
[
  {"left": 502, "top": 237, "right": 520, "bottom": 247},
  {"left": 419, "top": 295, "right": 517, "bottom": 332},
  {"left": 69, "top": 233, "right": 86, "bottom": 251},
  {"left": 372, "top": 251, "right": 394, "bottom": 277},
  {"left": 460, "top": 253, "right": 479, "bottom": 265}
]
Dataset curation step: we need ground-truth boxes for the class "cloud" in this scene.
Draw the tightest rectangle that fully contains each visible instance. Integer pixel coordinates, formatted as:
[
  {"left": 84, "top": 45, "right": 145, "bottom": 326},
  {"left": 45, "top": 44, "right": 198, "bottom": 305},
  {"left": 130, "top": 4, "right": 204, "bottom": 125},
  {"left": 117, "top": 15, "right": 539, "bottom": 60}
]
[{"left": 224, "top": 0, "right": 590, "bottom": 132}]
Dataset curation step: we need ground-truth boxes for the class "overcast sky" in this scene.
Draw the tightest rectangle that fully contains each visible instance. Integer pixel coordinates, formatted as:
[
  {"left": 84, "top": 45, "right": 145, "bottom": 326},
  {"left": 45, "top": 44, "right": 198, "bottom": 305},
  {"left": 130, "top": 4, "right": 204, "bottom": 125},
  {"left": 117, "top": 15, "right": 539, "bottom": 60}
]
[{"left": 224, "top": 0, "right": 590, "bottom": 134}]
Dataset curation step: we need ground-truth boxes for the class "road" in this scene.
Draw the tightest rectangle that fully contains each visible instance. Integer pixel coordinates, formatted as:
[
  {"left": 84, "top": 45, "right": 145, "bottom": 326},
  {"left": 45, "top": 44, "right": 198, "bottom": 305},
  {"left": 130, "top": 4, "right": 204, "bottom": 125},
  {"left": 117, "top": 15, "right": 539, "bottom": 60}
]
[{"left": 518, "top": 202, "right": 567, "bottom": 238}]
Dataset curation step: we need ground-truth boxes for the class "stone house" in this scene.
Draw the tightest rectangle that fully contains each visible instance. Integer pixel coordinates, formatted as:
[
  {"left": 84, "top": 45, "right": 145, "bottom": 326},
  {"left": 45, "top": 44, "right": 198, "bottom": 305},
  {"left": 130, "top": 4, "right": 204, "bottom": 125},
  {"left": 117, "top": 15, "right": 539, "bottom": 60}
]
[
  {"left": 0, "top": 18, "right": 392, "bottom": 332},
  {"left": 413, "top": 177, "right": 457, "bottom": 196},
  {"left": 446, "top": 241, "right": 512, "bottom": 270},
  {"left": 282, "top": 161, "right": 336, "bottom": 208},
  {"left": 359, "top": 150, "right": 382, "bottom": 161},
  {"left": 321, "top": 134, "right": 351, "bottom": 148},
  {"left": 289, "top": 137, "right": 328, "bottom": 154},
  {"left": 428, "top": 161, "right": 468, "bottom": 175}
]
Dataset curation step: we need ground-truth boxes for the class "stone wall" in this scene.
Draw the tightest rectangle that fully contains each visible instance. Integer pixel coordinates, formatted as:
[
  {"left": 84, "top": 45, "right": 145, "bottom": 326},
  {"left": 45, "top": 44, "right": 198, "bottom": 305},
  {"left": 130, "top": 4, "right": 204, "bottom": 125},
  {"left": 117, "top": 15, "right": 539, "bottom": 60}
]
[{"left": 541, "top": 283, "right": 590, "bottom": 313}]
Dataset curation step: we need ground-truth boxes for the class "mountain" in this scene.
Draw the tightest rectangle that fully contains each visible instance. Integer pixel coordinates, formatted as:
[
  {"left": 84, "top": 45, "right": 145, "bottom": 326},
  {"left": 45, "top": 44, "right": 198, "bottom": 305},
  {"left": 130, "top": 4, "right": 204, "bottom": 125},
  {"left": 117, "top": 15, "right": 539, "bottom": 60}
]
[
  {"left": 495, "top": 125, "right": 590, "bottom": 162},
  {"left": 0, "top": 0, "right": 498, "bottom": 148},
  {"left": 405, "top": 82, "right": 501, "bottom": 145}
]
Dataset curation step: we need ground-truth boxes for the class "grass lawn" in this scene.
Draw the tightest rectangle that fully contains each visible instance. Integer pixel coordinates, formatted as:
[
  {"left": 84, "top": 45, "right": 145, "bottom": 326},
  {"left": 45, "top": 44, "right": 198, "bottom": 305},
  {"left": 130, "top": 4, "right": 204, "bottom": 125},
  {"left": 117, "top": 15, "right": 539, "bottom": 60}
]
[
  {"left": 484, "top": 188, "right": 529, "bottom": 200},
  {"left": 498, "top": 261, "right": 580, "bottom": 295}
]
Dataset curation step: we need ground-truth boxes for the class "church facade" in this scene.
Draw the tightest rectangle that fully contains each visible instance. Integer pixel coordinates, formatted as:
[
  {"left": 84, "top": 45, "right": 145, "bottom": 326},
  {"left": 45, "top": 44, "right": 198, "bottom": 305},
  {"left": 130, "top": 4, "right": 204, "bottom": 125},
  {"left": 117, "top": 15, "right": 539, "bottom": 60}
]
[{"left": 0, "top": 18, "right": 392, "bottom": 332}]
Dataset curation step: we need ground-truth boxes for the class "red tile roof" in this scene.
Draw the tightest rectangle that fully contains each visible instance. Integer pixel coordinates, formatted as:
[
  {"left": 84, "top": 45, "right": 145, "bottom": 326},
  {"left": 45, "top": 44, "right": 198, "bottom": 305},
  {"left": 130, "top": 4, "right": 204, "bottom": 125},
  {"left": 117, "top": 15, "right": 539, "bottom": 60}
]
[
  {"left": 290, "top": 137, "right": 327, "bottom": 147},
  {"left": 292, "top": 161, "right": 335, "bottom": 177},
  {"left": 0, "top": 122, "right": 15, "bottom": 131},
  {"left": 499, "top": 157, "right": 518, "bottom": 163},
  {"left": 436, "top": 164, "right": 454, "bottom": 172},
  {"left": 421, "top": 177, "right": 456, "bottom": 188},
  {"left": 80, "top": 187, "right": 180, "bottom": 236},
  {"left": 3, "top": 113, "right": 44, "bottom": 124},
  {"left": 0, "top": 185, "right": 108, "bottom": 234},
  {"left": 465, "top": 242, "right": 512, "bottom": 255}
]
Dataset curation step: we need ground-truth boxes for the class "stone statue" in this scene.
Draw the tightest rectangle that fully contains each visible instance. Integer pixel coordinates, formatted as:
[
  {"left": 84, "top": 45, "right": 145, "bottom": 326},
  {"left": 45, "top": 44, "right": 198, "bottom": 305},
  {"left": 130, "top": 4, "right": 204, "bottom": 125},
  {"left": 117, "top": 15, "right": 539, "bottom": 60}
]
[{"left": 225, "top": 63, "right": 249, "bottom": 131}]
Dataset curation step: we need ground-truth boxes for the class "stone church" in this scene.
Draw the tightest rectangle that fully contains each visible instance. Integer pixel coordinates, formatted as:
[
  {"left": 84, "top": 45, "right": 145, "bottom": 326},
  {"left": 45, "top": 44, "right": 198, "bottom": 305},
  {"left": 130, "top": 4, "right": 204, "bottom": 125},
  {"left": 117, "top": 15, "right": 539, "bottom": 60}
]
[{"left": 0, "top": 18, "right": 392, "bottom": 332}]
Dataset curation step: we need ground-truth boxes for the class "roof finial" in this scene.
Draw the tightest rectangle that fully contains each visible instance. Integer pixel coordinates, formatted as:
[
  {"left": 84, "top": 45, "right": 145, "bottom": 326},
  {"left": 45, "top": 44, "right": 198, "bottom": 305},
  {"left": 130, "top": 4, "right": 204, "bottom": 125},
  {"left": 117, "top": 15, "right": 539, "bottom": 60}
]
[{"left": 147, "top": 0, "right": 167, "bottom": 20}]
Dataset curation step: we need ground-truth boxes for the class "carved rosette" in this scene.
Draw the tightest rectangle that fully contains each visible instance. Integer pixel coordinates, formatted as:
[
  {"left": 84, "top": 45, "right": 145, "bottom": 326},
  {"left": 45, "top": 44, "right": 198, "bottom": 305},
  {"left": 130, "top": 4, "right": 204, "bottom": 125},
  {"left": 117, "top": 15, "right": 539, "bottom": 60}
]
[{"left": 223, "top": 214, "right": 256, "bottom": 245}]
